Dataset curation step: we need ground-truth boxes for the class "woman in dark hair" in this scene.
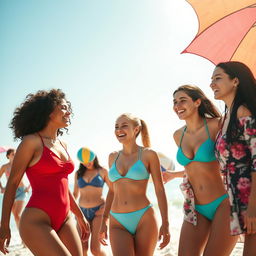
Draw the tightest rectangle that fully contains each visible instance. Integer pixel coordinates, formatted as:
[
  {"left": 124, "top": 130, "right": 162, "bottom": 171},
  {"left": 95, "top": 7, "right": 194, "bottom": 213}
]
[
  {"left": 0, "top": 89, "right": 89, "bottom": 255},
  {"left": 211, "top": 61, "right": 256, "bottom": 255},
  {"left": 73, "top": 148, "right": 110, "bottom": 256},
  {"left": 163, "top": 85, "right": 237, "bottom": 255},
  {"left": 0, "top": 149, "right": 29, "bottom": 232}
]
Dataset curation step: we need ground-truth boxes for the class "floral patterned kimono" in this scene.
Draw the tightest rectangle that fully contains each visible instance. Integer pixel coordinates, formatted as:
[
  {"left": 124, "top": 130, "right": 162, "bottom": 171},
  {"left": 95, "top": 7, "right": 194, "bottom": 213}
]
[{"left": 215, "top": 116, "right": 256, "bottom": 235}]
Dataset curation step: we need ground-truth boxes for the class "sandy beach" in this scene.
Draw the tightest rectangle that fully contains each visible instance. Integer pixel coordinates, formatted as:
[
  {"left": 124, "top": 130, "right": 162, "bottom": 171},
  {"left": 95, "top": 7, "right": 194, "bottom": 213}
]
[
  {"left": 5, "top": 239, "right": 244, "bottom": 256},
  {"left": 5, "top": 208, "right": 243, "bottom": 256}
]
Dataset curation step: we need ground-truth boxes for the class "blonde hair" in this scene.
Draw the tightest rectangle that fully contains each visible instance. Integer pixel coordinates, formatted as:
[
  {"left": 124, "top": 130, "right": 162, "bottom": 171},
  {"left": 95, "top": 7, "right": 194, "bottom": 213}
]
[{"left": 117, "top": 113, "right": 151, "bottom": 147}]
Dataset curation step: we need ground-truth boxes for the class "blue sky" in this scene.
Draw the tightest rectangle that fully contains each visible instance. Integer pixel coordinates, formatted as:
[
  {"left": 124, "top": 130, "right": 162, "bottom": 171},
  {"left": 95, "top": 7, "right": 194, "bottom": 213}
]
[{"left": 0, "top": 0, "right": 224, "bottom": 173}]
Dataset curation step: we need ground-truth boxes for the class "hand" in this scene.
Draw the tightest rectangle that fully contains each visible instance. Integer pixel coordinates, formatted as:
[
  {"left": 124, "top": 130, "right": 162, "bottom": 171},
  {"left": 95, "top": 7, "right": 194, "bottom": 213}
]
[
  {"left": 77, "top": 216, "right": 90, "bottom": 241},
  {"left": 0, "top": 226, "right": 11, "bottom": 254},
  {"left": 162, "top": 171, "right": 176, "bottom": 184},
  {"left": 244, "top": 203, "right": 256, "bottom": 234},
  {"left": 158, "top": 225, "right": 170, "bottom": 249},
  {"left": 99, "top": 221, "right": 108, "bottom": 246}
]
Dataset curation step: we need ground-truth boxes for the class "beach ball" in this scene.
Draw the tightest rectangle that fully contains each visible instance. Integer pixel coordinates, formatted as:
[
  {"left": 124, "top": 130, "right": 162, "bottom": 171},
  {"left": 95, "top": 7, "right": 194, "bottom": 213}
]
[{"left": 77, "top": 147, "right": 96, "bottom": 164}]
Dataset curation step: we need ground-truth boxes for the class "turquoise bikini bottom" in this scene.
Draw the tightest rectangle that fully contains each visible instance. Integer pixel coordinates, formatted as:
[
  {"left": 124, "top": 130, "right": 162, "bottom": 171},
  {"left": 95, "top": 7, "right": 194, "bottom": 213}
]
[
  {"left": 110, "top": 204, "right": 152, "bottom": 235},
  {"left": 195, "top": 194, "right": 228, "bottom": 220}
]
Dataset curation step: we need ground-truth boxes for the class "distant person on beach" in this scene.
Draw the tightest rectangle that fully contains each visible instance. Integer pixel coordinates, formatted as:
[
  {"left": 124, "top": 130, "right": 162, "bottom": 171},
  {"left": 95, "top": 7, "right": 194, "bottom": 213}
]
[
  {"left": 0, "top": 148, "right": 29, "bottom": 230},
  {"left": 211, "top": 61, "right": 256, "bottom": 255},
  {"left": 73, "top": 147, "right": 110, "bottom": 256},
  {"left": 0, "top": 89, "right": 90, "bottom": 255},
  {"left": 99, "top": 113, "right": 170, "bottom": 256},
  {"left": 163, "top": 85, "right": 237, "bottom": 255}
]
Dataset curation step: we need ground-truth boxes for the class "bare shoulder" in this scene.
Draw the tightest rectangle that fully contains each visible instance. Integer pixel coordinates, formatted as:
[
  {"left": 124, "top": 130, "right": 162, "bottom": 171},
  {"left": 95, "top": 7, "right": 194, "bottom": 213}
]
[
  {"left": 99, "top": 167, "right": 108, "bottom": 176},
  {"left": 207, "top": 117, "right": 222, "bottom": 130},
  {"left": 237, "top": 105, "right": 252, "bottom": 118},
  {"left": 173, "top": 126, "right": 185, "bottom": 145},
  {"left": 108, "top": 151, "right": 119, "bottom": 166},
  {"left": 21, "top": 134, "right": 41, "bottom": 149},
  {"left": 1, "top": 163, "right": 9, "bottom": 169},
  {"left": 141, "top": 147, "right": 158, "bottom": 160}
]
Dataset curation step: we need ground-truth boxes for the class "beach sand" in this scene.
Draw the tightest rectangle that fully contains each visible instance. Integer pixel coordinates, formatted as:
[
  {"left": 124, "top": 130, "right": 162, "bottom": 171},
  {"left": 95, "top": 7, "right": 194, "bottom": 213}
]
[
  {"left": 5, "top": 240, "right": 244, "bottom": 256},
  {"left": 5, "top": 220, "right": 243, "bottom": 256},
  {"left": 4, "top": 203, "right": 243, "bottom": 256}
]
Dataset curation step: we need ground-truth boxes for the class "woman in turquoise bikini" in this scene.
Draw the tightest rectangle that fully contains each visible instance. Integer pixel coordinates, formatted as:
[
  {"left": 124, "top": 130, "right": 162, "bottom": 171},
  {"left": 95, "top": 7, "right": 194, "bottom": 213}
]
[
  {"left": 99, "top": 113, "right": 170, "bottom": 256},
  {"left": 163, "top": 85, "right": 237, "bottom": 255}
]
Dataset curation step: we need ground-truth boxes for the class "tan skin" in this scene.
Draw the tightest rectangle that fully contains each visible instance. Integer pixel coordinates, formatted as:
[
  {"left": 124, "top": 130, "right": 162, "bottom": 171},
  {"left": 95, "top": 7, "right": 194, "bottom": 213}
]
[
  {"left": 99, "top": 116, "right": 170, "bottom": 256},
  {"left": 0, "top": 99, "right": 90, "bottom": 256},
  {"left": 0, "top": 151, "right": 29, "bottom": 229},
  {"left": 211, "top": 67, "right": 256, "bottom": 256},
  {"left": 163, "top": 91, "right": 238, "bottom": 256},
  {"left": 73, "top": 162, "right": 111, "bottom": 256}
]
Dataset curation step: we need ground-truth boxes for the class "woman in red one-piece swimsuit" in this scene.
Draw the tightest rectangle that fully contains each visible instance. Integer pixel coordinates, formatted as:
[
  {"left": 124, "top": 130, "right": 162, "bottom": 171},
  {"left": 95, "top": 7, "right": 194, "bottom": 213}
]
[{"left": 0, "top": 89, "right": 90, "bottom": 256}]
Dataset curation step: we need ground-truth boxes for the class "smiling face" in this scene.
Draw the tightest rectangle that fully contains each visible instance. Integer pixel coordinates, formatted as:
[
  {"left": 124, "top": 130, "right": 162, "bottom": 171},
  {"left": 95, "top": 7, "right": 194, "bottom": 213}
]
[
  {"left": 173, "top": 90, "right": 201, "bottom": 120},
  {"left": 49, "top": 99, "right": 71, "bottom": 128},
  {"left": 114, "top": 115, "right": 140, "bottom": 144},
  {"left": 210, "top": 67, "right": 238, "bottom": 104}
]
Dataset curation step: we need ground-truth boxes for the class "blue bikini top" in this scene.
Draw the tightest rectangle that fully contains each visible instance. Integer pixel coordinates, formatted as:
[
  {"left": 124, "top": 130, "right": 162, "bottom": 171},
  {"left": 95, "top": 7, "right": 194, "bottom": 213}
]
[
  {"left": 108, "top": 147, "right": 150, "bottom": 182},
  {"left": 176, "top": 119, "right": 216, "bottom": 166},
  {"left": 77, "top": 172, "right": 105, "bottom": 188}
]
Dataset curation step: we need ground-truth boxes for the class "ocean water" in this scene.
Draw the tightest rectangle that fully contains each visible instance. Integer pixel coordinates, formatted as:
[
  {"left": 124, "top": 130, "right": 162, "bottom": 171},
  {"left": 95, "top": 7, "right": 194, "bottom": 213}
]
[{"left": 0, "top": 178, "right": 184, "bottom": 246}]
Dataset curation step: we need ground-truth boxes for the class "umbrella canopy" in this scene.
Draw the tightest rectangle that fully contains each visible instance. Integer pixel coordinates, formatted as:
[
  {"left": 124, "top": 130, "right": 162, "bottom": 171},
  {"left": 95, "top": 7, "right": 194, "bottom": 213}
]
[
  {"left": 0, "top": 146, "right": 8, "bottom": 153},
  {"left": 182, "top": 0, "right": 256, "bottom": 77}
]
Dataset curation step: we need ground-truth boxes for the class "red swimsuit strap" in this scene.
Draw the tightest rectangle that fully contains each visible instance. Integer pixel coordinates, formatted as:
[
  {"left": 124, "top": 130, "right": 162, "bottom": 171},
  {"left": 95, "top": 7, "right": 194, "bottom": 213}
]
[{"left": 37, "top": 133, "right": 45, "bottom": 146}]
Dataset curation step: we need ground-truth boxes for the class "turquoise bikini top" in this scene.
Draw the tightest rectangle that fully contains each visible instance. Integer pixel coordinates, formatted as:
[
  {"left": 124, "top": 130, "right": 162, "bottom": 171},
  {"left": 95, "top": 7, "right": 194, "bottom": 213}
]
[
  {"left": 176, "top": 119, "right": 216, "bottom": 166},
  {"left": 77, "top": 173, "right": 104, "bottom": 188},
  {"left": 108, "top": 147, "right": 150, "bottom": 182}
]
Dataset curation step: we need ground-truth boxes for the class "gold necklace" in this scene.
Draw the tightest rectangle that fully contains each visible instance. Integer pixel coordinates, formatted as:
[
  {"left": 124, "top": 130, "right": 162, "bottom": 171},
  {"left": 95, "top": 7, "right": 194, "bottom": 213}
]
[{"left": 41, "top": 136, "right": 57, "bottom": 144}]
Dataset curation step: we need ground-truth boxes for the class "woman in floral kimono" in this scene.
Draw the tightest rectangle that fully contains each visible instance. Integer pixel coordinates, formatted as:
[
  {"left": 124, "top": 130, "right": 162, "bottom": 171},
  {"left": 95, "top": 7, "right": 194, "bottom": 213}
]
[
  {"left": 164, "top": 85, "right": 237, "bottom": 255},
  {"left": 211, "top": 61, "right": 256, "bottom": 256}
]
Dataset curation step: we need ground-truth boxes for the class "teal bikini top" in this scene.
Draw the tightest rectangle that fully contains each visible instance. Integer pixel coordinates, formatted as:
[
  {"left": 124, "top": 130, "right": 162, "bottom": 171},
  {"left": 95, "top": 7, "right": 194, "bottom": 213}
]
[
  {"left": 176, "top": 119, "right": 216, "bottom": 166},
  {"left": 108, "top": 147, "right": 150, "bottom": 182}
]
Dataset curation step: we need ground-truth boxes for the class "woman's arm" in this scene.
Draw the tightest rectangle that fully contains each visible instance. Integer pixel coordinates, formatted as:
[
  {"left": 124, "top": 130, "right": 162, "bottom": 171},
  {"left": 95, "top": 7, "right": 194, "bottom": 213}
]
[
  {"left": 246, "top": 173, "right": 256, "bottom": 234},
  {"left": 69, "top": 190, "right": 90, "bottom": 241},
  {"left": 101, "top": 167, "right": 111, "bottom": 188},
  {"left": 0, "top": 165, "right": 6, "bottom": 193},
  {"left": 0, "top": 136, "right": 35, "bottom": 254},
  {"left": 73, "top": 172, "right": 79, "bottom": 200},
  {"left": 99, "top": 153, "right": 115, "bottom": 246},
  {"left": 148, "top": 149, "right": 170, "bottom": 249},
  {"left": 162, "top": 170, "right": 185, "bottom": 184}
]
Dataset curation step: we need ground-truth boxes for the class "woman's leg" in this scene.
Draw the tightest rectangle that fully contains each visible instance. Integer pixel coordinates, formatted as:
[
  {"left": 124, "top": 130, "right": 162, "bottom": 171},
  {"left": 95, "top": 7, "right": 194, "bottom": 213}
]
[
  {"left": 134, "top": 207, "right": 158, "bottom": 256},
  {"left": 178, "top": 213, "right": 211, "bottom": 256},
  {"left": 12, "top": 200, "right": 25, "bottom": 228},
  {"left": 76, "top": 221, "right": 89, "bottom": 256},
  {"left": 243, "top": 233, "right": 256, "bottom": 256},
  {"left": 90, "top": 215, "right": 107, "bottom": 256},
  {"left": 19, "top": 208, "right": 71, "bottom": 256},
  {"left": 109, "top": 215, "right": 135, "bottom": 256},
  {"left": 58, "top": 215, "right": 83, "bottom": 256},
  {"left": 203, "top": 198, "right": 238, "bottom": 256}
]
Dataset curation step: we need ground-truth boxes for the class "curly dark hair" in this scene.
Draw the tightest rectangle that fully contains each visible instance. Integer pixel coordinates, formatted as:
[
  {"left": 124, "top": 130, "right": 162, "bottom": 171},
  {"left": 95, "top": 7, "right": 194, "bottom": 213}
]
[
  {"left": 216, "top": 61, "right": 256, "bottom": 142},
  {"left": 173, "top": 85, "right": 221, "bottom": 118},
  {"left": 76, "top": 156, "right": 103, "bottom": 179},
  {"left": 10, "top": 89, "right": 72, "bottom": 139}
]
